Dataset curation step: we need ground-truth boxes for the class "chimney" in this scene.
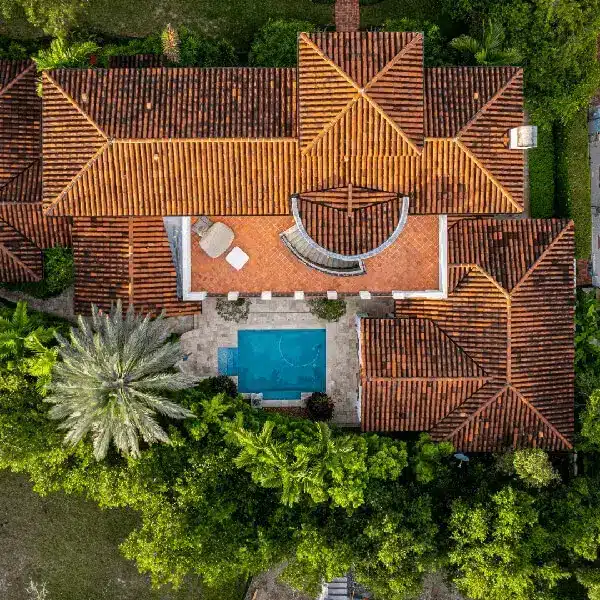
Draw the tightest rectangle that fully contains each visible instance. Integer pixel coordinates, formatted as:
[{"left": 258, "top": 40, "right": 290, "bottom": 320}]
[{"left": 335, "top": 0, "right": 360, "bottom": 32}]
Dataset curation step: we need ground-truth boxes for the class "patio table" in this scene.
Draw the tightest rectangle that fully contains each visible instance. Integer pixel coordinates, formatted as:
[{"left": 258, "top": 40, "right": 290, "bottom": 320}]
[{"left": 226, "top": 246, "right": 249, "bottom": 270}]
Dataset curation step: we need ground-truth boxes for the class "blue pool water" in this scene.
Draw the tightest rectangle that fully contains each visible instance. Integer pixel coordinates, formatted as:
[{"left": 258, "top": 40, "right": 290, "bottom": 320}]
[{"left": 234, "top": 329, "right": 326, "bottom": 400}]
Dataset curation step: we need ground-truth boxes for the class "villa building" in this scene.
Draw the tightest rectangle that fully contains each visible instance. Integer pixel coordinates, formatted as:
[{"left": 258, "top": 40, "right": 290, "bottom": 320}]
[{"left": 0, "top": 26, "right": 574, "bottom": 451}]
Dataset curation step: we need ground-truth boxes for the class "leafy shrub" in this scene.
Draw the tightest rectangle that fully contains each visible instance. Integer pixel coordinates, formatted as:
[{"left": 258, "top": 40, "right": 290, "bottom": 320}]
[
  {"left": 307, "top": 298, "right": 346, "bottom": 322},
  {"left": 306, "top": 392, "right": 334, "bottom": 421},
  {"left": 498, "top": 448, "right": 560, "bottom": 487},
  {"left": 250, "top": 19, "right": 315, "bottom": 67},
  {"left": 33, "top": 38, "right": 99, "bottom": 71},
  {"left": 180, "top": 32, "right": 236, "bottom": 67},
  {"left": 43, "top": 247, "right": 74, "bottom": 296},
  {"left": 216, "top": 298, "right": 250, "bottom": 322},
  {"left": 382, "top": 18, "right": 446, "bottom": 66}
]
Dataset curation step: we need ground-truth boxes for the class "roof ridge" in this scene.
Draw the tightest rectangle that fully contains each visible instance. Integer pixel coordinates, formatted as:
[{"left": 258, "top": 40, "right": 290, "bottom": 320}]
[
  {"left": 366, "top": 376, "right": 489, "bottom": 383},
  {"left": 508, "top": 385, "right": 573, "bottom": 449},
  {"left": 510, "top": 221, "right": 574, "bottom": 294},
  {"left": 363, "top": 93, "right": 421, "bottom": 155},
  {"left": 301, "top": 94, "right": 360, "bottom": 156},
  {"left": 457, "top": 67, "right": 521, "bottom": 138},
  {"left": 364, "top": 33, "right": 422, "bottom": 91},
  {"left": 0, "top": 158, "right": 39, "bottom": 195},
  {"left": 0, "top": 62, "right": 34, "bottom": 98},
  {"left": 453, "top": 139, "right": 521, "bottom": 211},
  {"left": 44, "top": 141, "right": 110, "bottom": 216},
  {"left": 440, "top": 383, "right": 510, "bottom": 442},
  {"left": 0, "top": 241, "right": 39, "bottom": 280},
  {"left": 43, "top": 71, "right": 108, "bottom": 140},
  {"left": 299, "top": 33, "right": 360, "bottom": 90}
]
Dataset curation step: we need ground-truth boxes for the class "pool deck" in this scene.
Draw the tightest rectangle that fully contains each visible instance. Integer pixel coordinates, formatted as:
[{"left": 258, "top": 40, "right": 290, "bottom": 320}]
[{"left": 180, "top": 297, "right": 394, "bottom": 426}]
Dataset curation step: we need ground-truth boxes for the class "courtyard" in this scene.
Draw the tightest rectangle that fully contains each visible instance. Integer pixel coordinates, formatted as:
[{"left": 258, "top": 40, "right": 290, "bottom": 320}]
[{"left": 180, "top": 296, "right": 394, "bottom": 426}]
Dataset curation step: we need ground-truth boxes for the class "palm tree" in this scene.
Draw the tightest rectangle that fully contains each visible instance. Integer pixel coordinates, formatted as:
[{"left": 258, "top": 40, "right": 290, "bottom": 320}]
[
  {"left": 450, "top": 20, "right": 522, "bottom": 66},
  {"left": 45, "top": 302, "right": 198, "bottom": 460},
  {"left": 0, "top": 301, "right": 57, "bottom": 394}
]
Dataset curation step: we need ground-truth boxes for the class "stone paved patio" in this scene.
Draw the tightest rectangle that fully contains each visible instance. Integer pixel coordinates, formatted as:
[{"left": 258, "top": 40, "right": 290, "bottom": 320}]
[{"left": 180, "top": 297, "right": 393, "bottom": 426}]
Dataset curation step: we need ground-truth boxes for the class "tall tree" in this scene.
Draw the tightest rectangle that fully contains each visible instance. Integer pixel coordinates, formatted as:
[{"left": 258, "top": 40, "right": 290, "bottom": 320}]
[{"left": 45, "top": 302, "right": 197, "bottom": 460}]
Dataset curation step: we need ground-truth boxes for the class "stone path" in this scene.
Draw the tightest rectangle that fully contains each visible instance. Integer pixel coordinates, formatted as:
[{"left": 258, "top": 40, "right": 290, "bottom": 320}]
[{"left": 181, "top": 297, "right": 394, "bottom": 427}]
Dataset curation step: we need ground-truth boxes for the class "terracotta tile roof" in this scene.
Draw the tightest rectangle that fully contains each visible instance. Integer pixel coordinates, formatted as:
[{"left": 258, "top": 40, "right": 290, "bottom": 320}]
[
  {"left": 72, "top": 217, "right": 199, "bottom": 316},
  {"left": 48, "top": 139, "right": 298, "bottom": 216},
  {"left": 0, "top": 60, "right": 72, "bottom": 283},
  {"left": 0, "top": 218, "right": 43, "bottom": 282},
  {"left": 0, "top": 203, "right": 71, "bottom": 248},
  {"left": 47, "top": 67, "right": 297, "bottom": 139},
  {"left": 40, "top": 33, "right": 525, "bottom": 218},
  {"left": 361, "top": 219, "right": 575, "bottom": 452},
  {"left": 107, "top": 54, "right": 164, "bottom": 68},
  {"left": 297, "top": 195, "right": 405, "bottom": 255},
  {"left": 42, "top": 67, "right": 299, "bottom": 216},
  {"left": 424, "top": 67, "right": 520, "bottom": 138},
  {"left": 0, "top": 60, "right": 40, "bottom": 194}
]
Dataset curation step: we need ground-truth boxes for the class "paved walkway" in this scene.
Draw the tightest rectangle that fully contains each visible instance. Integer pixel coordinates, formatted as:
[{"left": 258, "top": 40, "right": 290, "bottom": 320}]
[{"left": 180, "top": 297, "right": 393, "bottom": 426}]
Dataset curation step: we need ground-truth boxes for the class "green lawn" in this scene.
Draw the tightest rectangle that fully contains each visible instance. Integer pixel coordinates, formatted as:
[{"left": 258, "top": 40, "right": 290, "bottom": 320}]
[
  {"left": 528, "top": 123, "right": 555, "bottom": 219},
  {"left": 0, "top": 470, "right": 242, "bottom": 600},
  {"left": 555, "top": 110, "right": 592, "bottom": 259}
]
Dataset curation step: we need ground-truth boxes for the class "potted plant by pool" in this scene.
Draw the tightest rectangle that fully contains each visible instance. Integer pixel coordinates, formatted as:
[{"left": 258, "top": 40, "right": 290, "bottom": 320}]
[
  {"left": 306, "top": 392, "right": 334, "bottom": 421},
  {"left": 307, "top": 298, "right": 346, "bottom": 322}
]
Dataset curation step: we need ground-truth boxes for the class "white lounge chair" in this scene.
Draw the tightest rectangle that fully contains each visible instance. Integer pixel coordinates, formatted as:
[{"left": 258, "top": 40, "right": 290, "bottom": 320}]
[{"left": 199, "top": 221, "right": 234, "bottom": 258}]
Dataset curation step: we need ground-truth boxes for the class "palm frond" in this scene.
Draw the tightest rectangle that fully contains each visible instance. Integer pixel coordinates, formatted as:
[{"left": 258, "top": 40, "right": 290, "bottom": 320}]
[{"left": 45, "top": 303, "right": 198, "bottom": 460}]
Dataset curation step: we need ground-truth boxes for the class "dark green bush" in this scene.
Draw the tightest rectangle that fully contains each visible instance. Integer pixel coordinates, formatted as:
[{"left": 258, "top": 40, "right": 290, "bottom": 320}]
[
  {"left": 307, "top": 298, "right": 346, "bottom": 322},
  {"left": 306, "top": 392, "right": 334, "bottom": 421},
  {"left": 249, "top": 19, "right": 315, "bottom": 67},
  {"left": 0, "top": 35, "right": 32, "bottom": 60},
  {"left": 382, "top": 18, "right": 446, "bottom": 66},
  {"left": 44, "top": 247, "right": 74, "bottom": 295},
  {"left": 98, "top": 29, "right": 236, "bottom": 68},
  {"left": 194, "top": 375, "right": 238, "bottom": 399},
  {"left": 528, "top": 120, "right": 555, "bottom": 219},
  {"left": 179, "top": 29, "right": 236, "bottom": 67},
  {"left": 97, "top": 36, "right": 162, "bottom": 67}
]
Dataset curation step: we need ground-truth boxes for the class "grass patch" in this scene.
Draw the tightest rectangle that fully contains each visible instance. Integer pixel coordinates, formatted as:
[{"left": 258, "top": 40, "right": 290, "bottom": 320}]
[
  {"left": 528, "top": 123, "right": 555, "bottom": 218},
  {"left": 555, "top": 110, "right": 592, "bottom": 259},
  {"left": 1, "top": 247, "right": 74, "bottom": 299},
  {"left": 0, "top": 471, "right": 247, "bottom": 600}
]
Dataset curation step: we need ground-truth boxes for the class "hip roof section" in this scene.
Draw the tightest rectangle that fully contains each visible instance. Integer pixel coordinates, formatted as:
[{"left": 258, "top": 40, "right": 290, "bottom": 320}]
[
  {"left": 361, "top": 219, "right": 575, "bottom": 452},
  {"left": 40, "top": 32, "right": 525, "bottom": 217}
]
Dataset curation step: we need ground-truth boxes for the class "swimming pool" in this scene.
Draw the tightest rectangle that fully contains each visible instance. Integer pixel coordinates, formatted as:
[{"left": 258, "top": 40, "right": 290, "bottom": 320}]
[{"left": 233, "top": 329, "right": 326, "bottom": 400}]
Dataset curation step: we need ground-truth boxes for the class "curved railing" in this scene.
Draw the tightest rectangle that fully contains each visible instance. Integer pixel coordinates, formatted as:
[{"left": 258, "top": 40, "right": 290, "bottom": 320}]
[
  {"left": 280, "top": 227, "right": 366, "bottom": 277},
  {"left": 291, "top": 194, "right": 410, "bottom": 261}
]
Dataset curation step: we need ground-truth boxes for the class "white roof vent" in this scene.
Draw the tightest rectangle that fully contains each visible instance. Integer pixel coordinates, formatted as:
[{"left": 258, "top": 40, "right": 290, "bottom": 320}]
[{"left": 509, "top": 125, "right": 538, "bottom": 149}]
